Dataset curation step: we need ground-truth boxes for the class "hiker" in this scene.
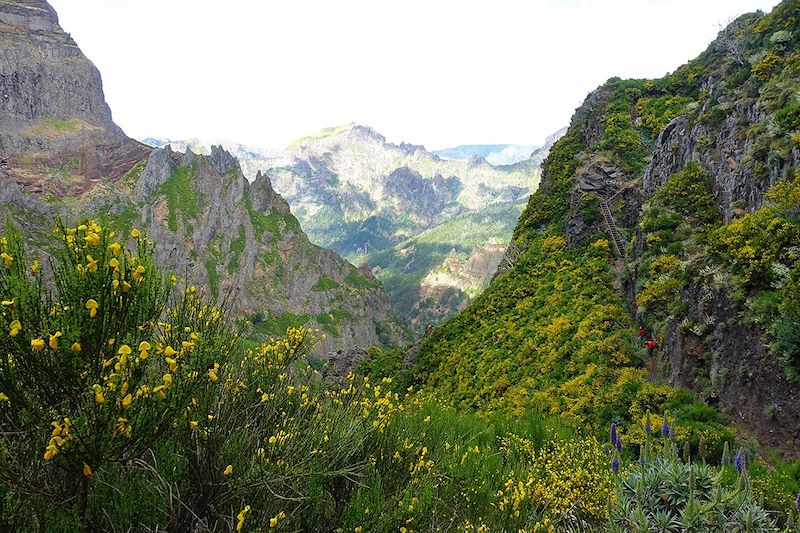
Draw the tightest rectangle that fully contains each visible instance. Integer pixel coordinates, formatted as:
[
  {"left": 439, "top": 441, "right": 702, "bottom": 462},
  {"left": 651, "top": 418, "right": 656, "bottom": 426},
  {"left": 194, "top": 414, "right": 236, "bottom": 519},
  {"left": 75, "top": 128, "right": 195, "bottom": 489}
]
[
  {"left": 705, "top": 389, "right": 720, "bottom": 409},
  {"left": 645, "top": 339, "right": 657, "bottom": 357},
  {"left": 638, "top": 326, "right": 647, "bottom": 344}
]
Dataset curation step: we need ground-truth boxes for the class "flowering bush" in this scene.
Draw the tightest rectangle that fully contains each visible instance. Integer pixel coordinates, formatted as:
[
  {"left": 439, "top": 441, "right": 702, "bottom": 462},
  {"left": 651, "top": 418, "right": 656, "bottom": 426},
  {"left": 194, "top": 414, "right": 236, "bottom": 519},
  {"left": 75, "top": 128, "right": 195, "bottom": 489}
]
[
  {"left": 0, "top": 222, "right": 201, "bottom": 524},
  {"left": 609, "top": 448, "right": 778, "bottom": 531}
]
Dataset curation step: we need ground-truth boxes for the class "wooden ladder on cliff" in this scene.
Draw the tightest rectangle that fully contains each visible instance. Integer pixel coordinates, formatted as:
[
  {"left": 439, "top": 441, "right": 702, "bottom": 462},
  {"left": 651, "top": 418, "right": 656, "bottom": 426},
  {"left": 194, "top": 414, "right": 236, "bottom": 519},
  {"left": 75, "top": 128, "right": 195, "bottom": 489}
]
[{"left": 600, "top": 199, "right": 625, "bottom": 259}]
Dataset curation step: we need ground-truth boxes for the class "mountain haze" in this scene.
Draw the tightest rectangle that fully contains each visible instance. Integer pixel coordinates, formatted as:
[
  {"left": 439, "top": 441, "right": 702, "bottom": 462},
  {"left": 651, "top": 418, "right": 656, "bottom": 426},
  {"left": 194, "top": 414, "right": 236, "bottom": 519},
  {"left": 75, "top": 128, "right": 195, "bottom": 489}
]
[{"left": 258, "top": 123, "right": 562, "bottom": 328}]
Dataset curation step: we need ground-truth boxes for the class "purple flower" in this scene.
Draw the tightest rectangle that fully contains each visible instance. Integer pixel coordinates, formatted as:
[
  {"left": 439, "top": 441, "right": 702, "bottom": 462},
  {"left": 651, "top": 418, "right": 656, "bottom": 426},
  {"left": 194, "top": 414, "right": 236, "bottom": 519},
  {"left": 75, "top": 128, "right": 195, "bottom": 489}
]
[
  {"left": 661, "top": 421, "right": 671, "bottom": 438},
  {"left": 795, "top": 491, "right": 799, "bottom": 512},
  {"left": 734, "top": 449, "right": 748, "bottom": 473},
  {"left": 610, "top": 422, "right": 618, "bottom": 445},
  {"left": 611, "top": 457, "right": 620, "bottom": 474},
  {"left": 615, "top": 437, "right": 623, "bottom": 452},
  {"left": 644, "top": 421, "right": 652, "bottom": 435}
]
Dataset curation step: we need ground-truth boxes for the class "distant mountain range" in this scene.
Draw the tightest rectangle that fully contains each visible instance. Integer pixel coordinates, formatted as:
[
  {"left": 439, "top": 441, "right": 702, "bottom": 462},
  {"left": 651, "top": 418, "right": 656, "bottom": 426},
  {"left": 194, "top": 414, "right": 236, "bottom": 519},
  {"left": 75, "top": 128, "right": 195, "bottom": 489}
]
[
  {"left": 143, "top": 126, "right": 565, "bottom": 329},
  {"left": 433, "top": 144, "right": 538, "bottom": 165}
]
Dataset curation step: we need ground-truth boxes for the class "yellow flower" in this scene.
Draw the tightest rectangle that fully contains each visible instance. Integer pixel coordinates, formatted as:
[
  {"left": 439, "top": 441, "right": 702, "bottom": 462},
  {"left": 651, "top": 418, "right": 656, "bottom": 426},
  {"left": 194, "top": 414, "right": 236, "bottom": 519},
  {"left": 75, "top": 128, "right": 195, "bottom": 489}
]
[
  {"left": 166, "top": 357, "right": 177, "bottom": 372},
  {"left": 0, "top": 392, "right": 9, "bottom": 402},
  {"left": 108, "top": 258, "right": 120, "bottom": 272},
  {"left": 236, "top": 505, "right": 251, "bottom": 531},
  {"left": 355, "top": 528, "right": 363, "bottom": 533},
  {"left": 189, "top": 420, "right": 198, "bottom": 429},
  {"left": 83, "top": 464, "right": 92, "bottom": 477},
  {"left": 2, "top": 299, "right": 16, "bottom": 311},
  {"left": 31, "top": 338, "right": 45, "bottom": 351},
  {"left": 71, "top": 342, "right": 81, "bottom": 352},
  {"left": 48, "top": 331, "right": 62, "bottom": 349},
  {"left": 223, "top": 464, "right": 233, "bottom": 476},
  {"left": 164, "top": 346, "right": 177, "bottom": 357},
  {"left": 9, "top": 319, "right": 21, "bottom": 337},
  {"left": 121, "top": 393, "right": 132, "bottom": 409},
  {"left": 122, "top": 281, "right": 131, "bottom": 292},
  {"left": 86, "top": 255, "right": 98, "bottom": 272},
  {"left": 170, "top": 274, "right": 177, "bottom": 286},
  {"left": 132, "top": 265, "right": 146, "bottom": 282},
  {"left": 118, "top": 344, "right": 132, "bottom": 356},
  {"left": 108, "top": 242, "right": 121, "bottom": 257},
  {"left": 130, "top": 228, "right": 140, "bottom": 239},
  {"left": 95, "top": 391, "right": 105, "bottom": 404},
  {"left": 0, "top": 252, "right": 13, "bottom": 268},
  {"left": 31, "top": 259, "right": 39, "bottom": 275},
  {"left": 84, "top": 232, "right": 101, "bottom": 246},
  {"left": 162, "top": 374, "right": 173, "bottom": 386},
  {"left": 270, "top": 517, "right": 278, "bottom": 528},
  {"left": 85, "top": 299, "right": 99, "bottom": 318},
  {"left": 208, "top": 362, "right": 219, "bottom": 382},
  {"left": 138, "top": 341, "right": 151, "bottom": 360},
  {"left": 44, "top": 445, "right": 57, "bottom": 461}
]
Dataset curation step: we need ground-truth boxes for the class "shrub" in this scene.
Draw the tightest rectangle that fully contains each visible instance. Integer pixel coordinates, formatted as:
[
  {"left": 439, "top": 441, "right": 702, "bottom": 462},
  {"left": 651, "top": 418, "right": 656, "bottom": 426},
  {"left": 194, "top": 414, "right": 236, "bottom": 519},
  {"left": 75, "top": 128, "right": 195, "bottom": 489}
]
[{"left": 608, "top": 449, "right": 778, "bottom": 531}]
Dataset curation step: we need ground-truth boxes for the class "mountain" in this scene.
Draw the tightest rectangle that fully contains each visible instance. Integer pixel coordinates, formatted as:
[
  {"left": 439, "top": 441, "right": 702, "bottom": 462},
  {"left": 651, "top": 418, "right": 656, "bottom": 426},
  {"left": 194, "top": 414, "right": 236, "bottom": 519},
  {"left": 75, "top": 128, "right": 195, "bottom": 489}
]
[
  {"left": 254, "top": 123, "right": 563, "bottom": 329},
  {"left": 140, "top": 136, "right": 279, "bottom": 181},
  {"left": 433, "top": 144, "right": 537, "bottom": 165},
  {"left": 0, "top": 0, "right": 150, "bottom": 194},
  {"left": 0, "top": 0, "right": 407, "bottom": 359},
  {"left": 411, "top": 3, "right": 800, "bottom": 455}
]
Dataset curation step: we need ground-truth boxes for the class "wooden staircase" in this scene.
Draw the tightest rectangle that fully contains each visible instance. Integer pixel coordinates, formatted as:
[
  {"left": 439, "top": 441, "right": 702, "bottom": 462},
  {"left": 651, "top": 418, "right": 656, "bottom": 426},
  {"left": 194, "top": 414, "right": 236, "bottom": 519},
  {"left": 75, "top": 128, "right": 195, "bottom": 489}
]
[{"left": 600, "top": 199, "right": 625, "bottom": 259}]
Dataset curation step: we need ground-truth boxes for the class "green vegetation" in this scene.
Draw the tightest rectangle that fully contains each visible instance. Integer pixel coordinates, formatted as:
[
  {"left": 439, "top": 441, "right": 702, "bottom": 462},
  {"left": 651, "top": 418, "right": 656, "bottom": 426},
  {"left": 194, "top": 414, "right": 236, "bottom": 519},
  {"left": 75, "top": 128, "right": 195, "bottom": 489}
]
[
  {"left": 97, "top": 206, "right": 137, "bottom": 239},
  {"left": 205, "top": 238, "right": 221, "bottom": 299},
  {"left": 311, "top": 274, "right": 340, "bottom": 292},
  {"left": 251, "top": 311, "right": 310, "bottom": 339},
  {"left": 227, "top": 225, "right": 246, "bottom": 274},
  {"left": 120, "top": 159, "right": 147, "bottom": 188},
  {"left": 315, "top": 308, "right": 355, "bottom": 337},
  {"left": 635, "top": 162, "right": 721, "bottom": 328},
  {"left": 345, "top": 268, "right": 377, "bottom": 290},
  {"left": 610, "top": 447, "right": 777, "bottom": 531},
  {"left": 710, "top": 172, "right": 800, "bottom": 377},
  {"left": 158, "top": 166, "right": 200, "bottom": 232},
  {"left": 0, "top": 211, "right": 797, "bottom": 531},
  {"left": 22, "top": 117, "right": 93, "bottom": 137}
]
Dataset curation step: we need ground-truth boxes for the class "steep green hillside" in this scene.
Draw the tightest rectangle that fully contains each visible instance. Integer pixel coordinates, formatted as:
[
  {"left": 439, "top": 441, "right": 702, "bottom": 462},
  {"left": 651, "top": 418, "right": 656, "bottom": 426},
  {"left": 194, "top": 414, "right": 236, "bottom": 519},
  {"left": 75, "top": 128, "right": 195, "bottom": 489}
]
[{"left": 410, "top": 1, "right": 800, "bottom": 456}]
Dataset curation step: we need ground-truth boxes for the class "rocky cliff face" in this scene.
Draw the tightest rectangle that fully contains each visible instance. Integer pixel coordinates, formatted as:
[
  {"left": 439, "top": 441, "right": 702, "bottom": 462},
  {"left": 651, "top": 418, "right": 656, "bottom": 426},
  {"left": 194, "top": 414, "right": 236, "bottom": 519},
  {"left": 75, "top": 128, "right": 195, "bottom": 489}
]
[
  {"left": 128, "top": 145, "right": 408, "bottom": 357},
  {"left": 535, "top": 4, "right": 800, "bottom": 453},
  {"left": 0, "top": 0, "right": 150, "bottom": 195}
]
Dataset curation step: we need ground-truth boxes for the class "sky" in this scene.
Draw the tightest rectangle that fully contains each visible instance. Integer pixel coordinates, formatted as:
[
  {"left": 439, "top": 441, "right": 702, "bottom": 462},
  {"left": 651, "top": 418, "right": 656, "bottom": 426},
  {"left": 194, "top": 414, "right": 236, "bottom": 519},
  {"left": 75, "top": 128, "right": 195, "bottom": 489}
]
[{"left": 48, "top": 0, "right": 781, "bottom": 151}]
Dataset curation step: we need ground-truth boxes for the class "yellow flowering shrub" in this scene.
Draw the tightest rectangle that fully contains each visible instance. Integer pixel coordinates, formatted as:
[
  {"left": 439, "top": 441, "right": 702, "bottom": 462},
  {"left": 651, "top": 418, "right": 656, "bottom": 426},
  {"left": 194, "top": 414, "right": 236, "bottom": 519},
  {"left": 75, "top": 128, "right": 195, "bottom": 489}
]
[{"left": 0, "top": 222, "right": 228, "bottom": 529}]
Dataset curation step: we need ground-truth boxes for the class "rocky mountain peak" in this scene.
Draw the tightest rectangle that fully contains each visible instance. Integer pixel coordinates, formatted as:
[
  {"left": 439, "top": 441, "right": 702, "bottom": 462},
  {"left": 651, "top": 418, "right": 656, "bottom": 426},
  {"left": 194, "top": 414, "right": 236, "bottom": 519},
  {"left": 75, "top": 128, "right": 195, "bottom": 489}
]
[{"left": 0, "top": 1, "right": 60, "bottom": 33}]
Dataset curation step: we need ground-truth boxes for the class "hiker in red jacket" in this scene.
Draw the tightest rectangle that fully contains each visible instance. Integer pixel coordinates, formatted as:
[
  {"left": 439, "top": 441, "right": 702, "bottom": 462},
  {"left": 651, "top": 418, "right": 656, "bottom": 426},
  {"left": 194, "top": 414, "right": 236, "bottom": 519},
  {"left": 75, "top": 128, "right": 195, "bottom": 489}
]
[{"left": 646, "top": 339, "right": 657, "bottom": 357}]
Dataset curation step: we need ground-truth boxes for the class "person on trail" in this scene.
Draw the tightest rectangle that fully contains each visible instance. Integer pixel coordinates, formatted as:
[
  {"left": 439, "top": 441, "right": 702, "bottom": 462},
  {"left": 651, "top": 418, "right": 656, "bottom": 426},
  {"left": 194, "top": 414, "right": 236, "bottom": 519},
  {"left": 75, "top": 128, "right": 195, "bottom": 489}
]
[
  {"left": 638, "top": 327, "right": 647, "bottom": 344},
  {"left": 645, "top": 339, "right": 657, "bottom": 357},
  {"left": 705, "top": 389, "right": 720, "bottom": 409}
]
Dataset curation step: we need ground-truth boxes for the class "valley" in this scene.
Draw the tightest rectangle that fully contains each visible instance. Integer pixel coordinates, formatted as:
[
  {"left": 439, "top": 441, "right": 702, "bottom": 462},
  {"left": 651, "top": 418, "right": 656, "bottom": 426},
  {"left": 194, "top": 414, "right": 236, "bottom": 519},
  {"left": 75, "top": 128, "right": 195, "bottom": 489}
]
[{"left": 1, "top": 0, "right": 799, "bottom": 531}]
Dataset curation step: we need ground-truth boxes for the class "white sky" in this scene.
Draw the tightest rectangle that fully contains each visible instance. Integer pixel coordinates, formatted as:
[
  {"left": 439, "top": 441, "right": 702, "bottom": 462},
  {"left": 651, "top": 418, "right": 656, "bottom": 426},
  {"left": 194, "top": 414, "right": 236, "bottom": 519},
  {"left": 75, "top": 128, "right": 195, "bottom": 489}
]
[{"left": 48, "top": 0, "right": 780, "bottom": 150}]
